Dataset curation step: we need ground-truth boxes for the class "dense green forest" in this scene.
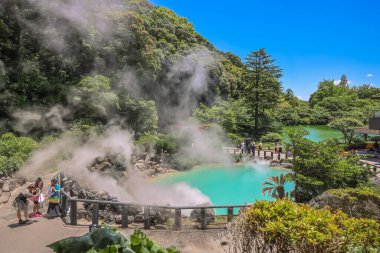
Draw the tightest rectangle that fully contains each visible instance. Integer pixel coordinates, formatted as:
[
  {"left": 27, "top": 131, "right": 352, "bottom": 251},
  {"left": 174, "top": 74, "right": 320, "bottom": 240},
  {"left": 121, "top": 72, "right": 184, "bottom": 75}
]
[
  {"left": 1, "top": 0, "right": 380, "bottom": 142},
  {"left": 1, "top": 1, "right": 380, "bottom": 250}
]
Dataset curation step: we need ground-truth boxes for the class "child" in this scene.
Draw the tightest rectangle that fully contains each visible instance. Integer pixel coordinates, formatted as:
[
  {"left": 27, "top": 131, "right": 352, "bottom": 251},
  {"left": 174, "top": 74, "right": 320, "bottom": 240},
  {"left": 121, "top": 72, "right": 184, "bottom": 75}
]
[
  {"left": 32, "top": 177, "right": 44, "bottom": 217},
  {"left": 12, "top": 184, "right": 34, "bottom": 224},
  {"left": 46, "top": 178, "right": 61, "bottom": 217}
]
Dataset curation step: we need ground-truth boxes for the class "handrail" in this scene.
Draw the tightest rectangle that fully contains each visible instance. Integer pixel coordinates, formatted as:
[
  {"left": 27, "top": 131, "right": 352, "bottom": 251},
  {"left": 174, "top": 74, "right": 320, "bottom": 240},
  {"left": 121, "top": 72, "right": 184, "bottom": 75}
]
[
  {"left": 61, "top": 189, "right": 250, "bottom": 209},
  {"left": 60, "top": 189, "right": 251, "bottom": 230}
]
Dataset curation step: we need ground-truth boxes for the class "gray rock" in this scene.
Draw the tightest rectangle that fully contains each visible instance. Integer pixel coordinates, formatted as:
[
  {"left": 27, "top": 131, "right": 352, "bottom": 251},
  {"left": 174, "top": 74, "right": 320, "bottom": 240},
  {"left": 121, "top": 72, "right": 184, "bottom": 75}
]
[
  {"left": 128, "top": 215, "right": 135, "bottom": 223},
  {"left": 154, "top": 224, "right": 168, "bottom": 230},
  {"left": 309, "top": 191, "right": 380, "bottom": 221},
  {"left": 96, "top": 162, "right": 112, "bottom": 171},
  {"left": 0, "top": 192, "right": 10, "bottom": 204},
  {"left": 190, "top": 203, "right": 215, "bottom": 225},
  {"left": 281, "top": 163, "right": 293, "bottom": 169},
  {"left": 134, "top": 214, "right": 144, "bottom": 223},
  {"left": 150, "top": 207, "right": 171, "bottom": 224},
  {"left": 2, "top": 183, "right": 10, "bottom": 192}
]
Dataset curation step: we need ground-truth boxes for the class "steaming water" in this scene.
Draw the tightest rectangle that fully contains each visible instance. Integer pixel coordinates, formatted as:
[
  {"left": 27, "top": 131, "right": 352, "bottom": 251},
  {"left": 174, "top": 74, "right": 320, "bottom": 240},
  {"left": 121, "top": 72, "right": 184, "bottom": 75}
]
[{"left": 156, "top": 164, "right": 294, "bottom": 215}]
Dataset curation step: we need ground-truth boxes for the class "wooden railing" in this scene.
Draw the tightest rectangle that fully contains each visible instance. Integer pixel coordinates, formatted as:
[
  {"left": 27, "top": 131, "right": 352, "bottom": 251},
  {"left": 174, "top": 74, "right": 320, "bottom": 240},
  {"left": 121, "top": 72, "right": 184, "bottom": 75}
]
[
  {"left": 223, "top": 147, "right": 291, "bottom": 160},
  {"left": 60, "top": 190, "right": 250, "bottom": 231}
]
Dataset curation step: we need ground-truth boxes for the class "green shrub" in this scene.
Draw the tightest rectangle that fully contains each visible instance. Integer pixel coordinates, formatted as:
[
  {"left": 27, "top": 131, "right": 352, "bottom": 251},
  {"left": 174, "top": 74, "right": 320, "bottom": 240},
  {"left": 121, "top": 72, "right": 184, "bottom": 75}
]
[
  {"left": 222, "top": 199, "right": 380, "bottom": 253},
  {"left": 169, "top": 153, "right": 197, "bottom": 171},
  {"left": 155, "top": 134, "right": 179, "bottom": 154},
  {"left": 0, "top": 156, "right": 23, "bottom": 176},
  {"left": 0, "top": 132, "right": 38, "bottom": 176},
  {"left": 0, "top": 132, "right": 38, "bottom": 159},
  {"left": 371, "top": 136, "right": 380, "bottom": 142},
  {"left": 48, "top": 227, "right": 180, "bottom": 253},
  {"left": 260, "top": 132, "right": 282, "bottom": 143},
  {"left": 227, "top": 133, "right": 244, "bottom": 146},
  {"left": 347, "top": 142, "right": 370, "bottom": 150},
  {"left": 135, "top": 134, "right": 179, "bottom": 155}
]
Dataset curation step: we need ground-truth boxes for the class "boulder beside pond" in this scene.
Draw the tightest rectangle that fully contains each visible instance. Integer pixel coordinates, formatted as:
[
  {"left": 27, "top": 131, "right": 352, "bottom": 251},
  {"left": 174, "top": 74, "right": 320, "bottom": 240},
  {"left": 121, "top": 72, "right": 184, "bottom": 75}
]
[
  {"left": 190, "top": 202, "right": 215, "bottom": 225},
  {"left": 309, "top": 188, "right": 380, "bottom": 221}
]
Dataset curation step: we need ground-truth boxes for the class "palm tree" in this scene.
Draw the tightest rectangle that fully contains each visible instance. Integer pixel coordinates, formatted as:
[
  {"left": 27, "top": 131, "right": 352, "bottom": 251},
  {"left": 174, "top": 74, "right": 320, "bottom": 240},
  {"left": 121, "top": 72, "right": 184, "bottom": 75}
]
[{"left": 262, "top": 173, "right": 290, "bottom": 199}]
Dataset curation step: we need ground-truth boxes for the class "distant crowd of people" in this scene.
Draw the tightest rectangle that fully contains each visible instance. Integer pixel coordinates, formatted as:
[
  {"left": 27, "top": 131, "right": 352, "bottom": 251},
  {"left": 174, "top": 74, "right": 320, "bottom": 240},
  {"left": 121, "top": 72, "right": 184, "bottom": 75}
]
[
  {"left": 240, "top": 139, "right": 283, "bottom": 159},
  {"left": 12, "top": 177, "right": 61, "bottom": 224}
]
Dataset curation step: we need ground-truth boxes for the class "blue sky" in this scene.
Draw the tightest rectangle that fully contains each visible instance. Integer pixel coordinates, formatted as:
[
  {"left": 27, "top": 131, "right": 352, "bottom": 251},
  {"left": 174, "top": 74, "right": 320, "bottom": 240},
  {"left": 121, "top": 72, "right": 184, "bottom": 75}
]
[{"left": 150, "top": 0, "right": 380, "bottom": 100}]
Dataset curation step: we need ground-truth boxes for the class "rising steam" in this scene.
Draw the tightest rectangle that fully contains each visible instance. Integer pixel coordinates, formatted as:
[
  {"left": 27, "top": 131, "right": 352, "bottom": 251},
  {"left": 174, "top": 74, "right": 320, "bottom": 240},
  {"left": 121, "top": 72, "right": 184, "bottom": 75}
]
[
  {"left": 12, "top": 0, "right": 229, "bottom": 206},
  {"left": 18, "top": 127, "right": 210, "bottom": 206}
]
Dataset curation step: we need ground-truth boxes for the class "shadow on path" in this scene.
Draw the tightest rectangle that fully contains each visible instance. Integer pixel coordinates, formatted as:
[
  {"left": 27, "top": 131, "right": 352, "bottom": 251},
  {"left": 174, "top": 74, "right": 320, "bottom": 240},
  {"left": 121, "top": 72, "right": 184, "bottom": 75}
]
[{"left": 8, "top": 220, "right": 37, "bottom": 228}]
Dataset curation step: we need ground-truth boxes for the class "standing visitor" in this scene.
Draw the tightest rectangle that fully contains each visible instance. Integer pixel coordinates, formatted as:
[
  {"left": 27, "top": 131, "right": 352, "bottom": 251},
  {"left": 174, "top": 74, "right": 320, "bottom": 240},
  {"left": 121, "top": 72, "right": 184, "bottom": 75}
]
[
  {"left": 46, "top": 178, "right": 61, "bottom": 218},
  {"left": 32, "top": 177, "right": 44, "bottom": 217},
  {"left": 259, "top": 142, "right": 263, "bottom": 151},
  {"left": 12, "top": 184, "right": 34, "bottom": 224},
  {"left": 278, "top": 143, "right": 283, "bottom": 160},
  {"left": 252, "top": 141, "right": 256, "bottom": 157},
  {"left": 274, "top": 142, "right": 278, "bottom": 154},
  {"left": 245, "top": 138, "right": 251, "bottom": 154},
  {"left": 240, "top": 142, "right": 244, "bottom": 154}
]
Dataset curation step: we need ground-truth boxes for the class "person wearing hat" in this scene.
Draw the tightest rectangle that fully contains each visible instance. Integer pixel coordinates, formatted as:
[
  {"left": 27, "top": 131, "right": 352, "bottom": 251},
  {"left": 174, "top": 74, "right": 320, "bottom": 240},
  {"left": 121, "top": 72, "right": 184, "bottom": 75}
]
[{"left": 12, "top": 184, "right": 35, "bottom": 224}]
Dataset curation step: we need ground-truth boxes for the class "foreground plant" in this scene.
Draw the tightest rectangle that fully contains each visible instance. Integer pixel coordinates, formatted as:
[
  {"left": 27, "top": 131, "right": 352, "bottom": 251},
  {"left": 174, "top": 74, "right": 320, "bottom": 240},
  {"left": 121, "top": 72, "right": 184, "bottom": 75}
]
[
  {"left": 262, "top": 173, "right": 290, "bottom": 199},
  {"left": 48, "top": 226, "right": 180, "bottom": 253},
  {"left": 220, "top": 199, "right": 380, "bottom": 253}
]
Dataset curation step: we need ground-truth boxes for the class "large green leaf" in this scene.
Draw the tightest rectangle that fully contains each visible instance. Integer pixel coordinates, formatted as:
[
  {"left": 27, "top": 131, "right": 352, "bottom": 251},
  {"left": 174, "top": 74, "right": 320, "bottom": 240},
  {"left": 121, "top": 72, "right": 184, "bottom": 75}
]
[
  {"left": 90, "top": 227, "right": 128, "bottom": 250},
  {"left": 47, "top": 233, "right": 94, "bottom": 253}
]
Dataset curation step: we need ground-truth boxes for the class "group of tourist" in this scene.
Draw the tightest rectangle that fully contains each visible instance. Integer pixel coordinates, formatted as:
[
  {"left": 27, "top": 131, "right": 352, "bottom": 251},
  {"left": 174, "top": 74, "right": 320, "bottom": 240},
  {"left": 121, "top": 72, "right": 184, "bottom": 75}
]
[
  {"left": 240, "top": 138, "right": 263, "bottom": 155},
  {"left": 12, "top": 177, "right": 61, "bottom": 224},
  {"left": 240, "top": 139, "right": 284, "bottom": 159}
]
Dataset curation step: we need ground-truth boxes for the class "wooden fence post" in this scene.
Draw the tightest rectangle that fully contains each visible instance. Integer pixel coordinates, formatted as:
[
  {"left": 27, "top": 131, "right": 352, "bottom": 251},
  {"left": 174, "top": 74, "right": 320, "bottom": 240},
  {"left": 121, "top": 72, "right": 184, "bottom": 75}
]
[
  {"left": 92, "top": 203, "right": 99, "bottom": 225},
  {"left": 174, "top": 209, "right": 182, "bottom": 231},
  {"left": 144, "top": 206, "right": 151, "bottom": 229},
  {"left": 122, "top": 205, "right": 128, "bottom": 228},
  {"left": 70, "top": 199, "right": 77, "bottom": 225},
  {"left": 61, "top": 194, "right": 67, "bottom": 217},
  {"left": 227, "top": 207, "right": 234, "bottom": 222},
  {"left": 200, "top": 208, "right": 207, "bottom": 230}
]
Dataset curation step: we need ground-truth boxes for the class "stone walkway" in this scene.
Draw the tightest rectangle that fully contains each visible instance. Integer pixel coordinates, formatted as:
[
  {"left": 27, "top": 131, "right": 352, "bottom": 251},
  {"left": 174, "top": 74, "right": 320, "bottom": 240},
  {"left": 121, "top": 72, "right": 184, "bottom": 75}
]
[
  {"left": 0, "top": 217, "right": 87, "bottom": 253},
  {"left": 0, "top": 177, "right": 224, "bottom": 253}
]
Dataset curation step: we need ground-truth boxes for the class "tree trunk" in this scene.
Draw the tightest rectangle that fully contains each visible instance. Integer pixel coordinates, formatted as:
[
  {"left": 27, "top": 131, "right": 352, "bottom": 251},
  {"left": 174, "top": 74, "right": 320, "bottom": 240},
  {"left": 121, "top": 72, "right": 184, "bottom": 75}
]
[{"left": 254, "top": 69, "right": 260, "bottom": 137}]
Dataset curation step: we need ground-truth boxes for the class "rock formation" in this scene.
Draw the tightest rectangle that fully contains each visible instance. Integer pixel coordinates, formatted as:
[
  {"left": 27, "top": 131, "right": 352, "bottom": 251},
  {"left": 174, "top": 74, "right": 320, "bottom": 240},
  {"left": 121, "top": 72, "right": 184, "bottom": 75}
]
[{"left": 309, "top": 188, "right": 380, "bottom": 221}]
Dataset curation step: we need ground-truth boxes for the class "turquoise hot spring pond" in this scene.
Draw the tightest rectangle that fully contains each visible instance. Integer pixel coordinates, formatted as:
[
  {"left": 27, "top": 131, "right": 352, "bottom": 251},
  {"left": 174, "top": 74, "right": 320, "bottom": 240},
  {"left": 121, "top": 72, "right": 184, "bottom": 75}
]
[
  {"left": 156, "top": 164, "right": 294, "bottom": 215},
  {"left": 282, "top": 125, "right": 342, "bottom": 143}
]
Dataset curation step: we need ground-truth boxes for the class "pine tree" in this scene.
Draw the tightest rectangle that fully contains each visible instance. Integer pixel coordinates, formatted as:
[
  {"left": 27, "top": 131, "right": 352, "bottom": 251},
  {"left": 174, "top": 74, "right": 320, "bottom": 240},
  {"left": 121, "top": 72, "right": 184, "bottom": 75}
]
[
  {"left": 243, "top": 49, "right": 282, "bottom": 136},
  {"left": 339, "top": 74, "right": 348, "bottom": 86}
]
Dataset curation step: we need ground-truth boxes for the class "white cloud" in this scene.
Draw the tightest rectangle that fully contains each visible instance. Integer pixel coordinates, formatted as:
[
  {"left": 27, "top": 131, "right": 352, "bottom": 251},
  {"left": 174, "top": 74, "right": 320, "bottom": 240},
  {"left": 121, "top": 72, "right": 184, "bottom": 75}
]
[
  {"left": 367, "top": 73, "right": 374, "bottom": 78},
  {"left": 334, "top": 79, "right": 351, "bottom": 85}
]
